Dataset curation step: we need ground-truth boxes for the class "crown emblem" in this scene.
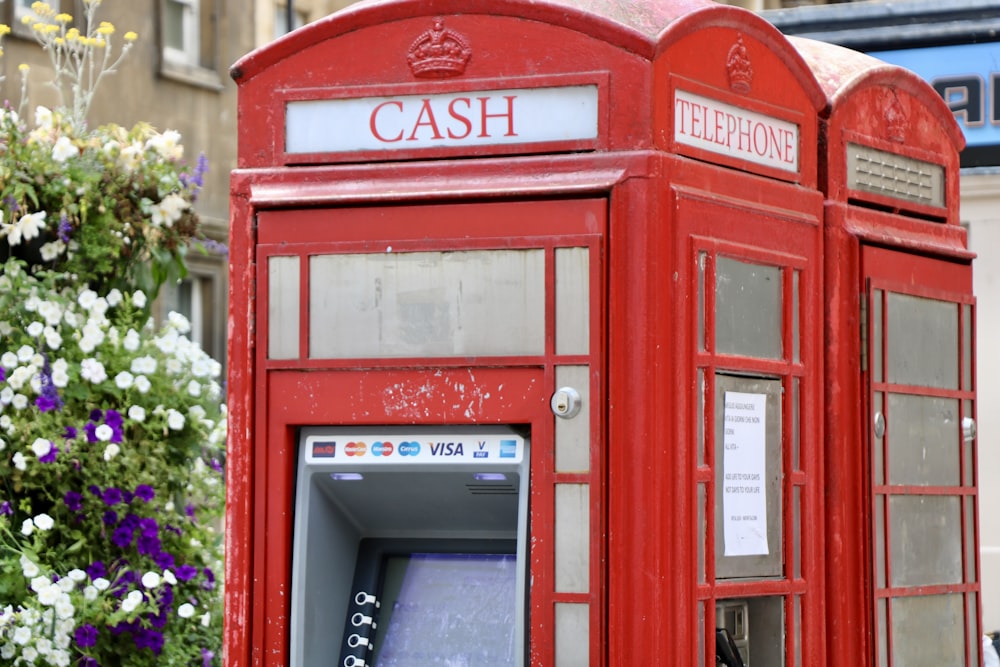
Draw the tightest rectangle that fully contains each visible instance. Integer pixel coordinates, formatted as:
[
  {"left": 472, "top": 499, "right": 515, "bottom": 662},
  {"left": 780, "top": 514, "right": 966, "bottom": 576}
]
[
  {"left": 407, "top": 19, "right": 472, "bottom": 79},
  {"left": 885, "top": 94, "right": 906, "bottom": 143},
  {"left": 726, "top": 36, "right": 753, "bottom": 94}
]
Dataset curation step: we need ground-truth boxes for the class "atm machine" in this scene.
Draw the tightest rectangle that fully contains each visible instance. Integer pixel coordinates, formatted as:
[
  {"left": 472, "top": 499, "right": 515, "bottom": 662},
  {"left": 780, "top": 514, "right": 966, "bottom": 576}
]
[{"left": 290, "top": 426, "right": 530, "bottom": 667}]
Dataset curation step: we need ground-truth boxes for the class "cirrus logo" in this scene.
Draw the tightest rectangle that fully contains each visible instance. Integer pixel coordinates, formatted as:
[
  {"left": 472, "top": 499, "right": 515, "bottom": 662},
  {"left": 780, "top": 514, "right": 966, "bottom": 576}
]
[
  {"left": 371, "top": 441, "right": 394, "bottom": 457},
  {"left": 344, "top": 441, "right": 367, "bottom": 457},
  {"left": 398, "top": 441, "right": 421, "bottom": 457}
]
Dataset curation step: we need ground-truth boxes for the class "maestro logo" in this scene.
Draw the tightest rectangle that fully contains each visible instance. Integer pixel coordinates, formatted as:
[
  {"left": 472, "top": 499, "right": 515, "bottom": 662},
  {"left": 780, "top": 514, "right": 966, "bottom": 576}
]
[
  {"left": 371, "top": 441, "right": 395, "bottom": 457},
  {"left": 344, "top": 441, "right": 368, "bottom": 457},
  {"left": 397, "top": 441, "right": 421, "bottom": 457},
  {"left": 311, "top": 440, "right": 337, "bottom": 458}
]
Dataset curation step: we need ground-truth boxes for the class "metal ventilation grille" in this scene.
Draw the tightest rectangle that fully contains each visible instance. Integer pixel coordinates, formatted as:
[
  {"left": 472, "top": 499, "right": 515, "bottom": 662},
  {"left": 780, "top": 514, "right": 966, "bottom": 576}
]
[
  {"left": 466, "top": 483, "right": 519, "bottom": 495},
  {"left": 847, "top": 143, "right": 945, "bottom": 209}
]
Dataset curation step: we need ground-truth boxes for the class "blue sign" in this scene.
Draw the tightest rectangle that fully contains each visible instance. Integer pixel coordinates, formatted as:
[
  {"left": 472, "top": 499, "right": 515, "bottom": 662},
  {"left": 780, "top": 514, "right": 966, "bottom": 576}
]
[{"left": 870, "top": 42, "right": 1000, "bottom": 151}]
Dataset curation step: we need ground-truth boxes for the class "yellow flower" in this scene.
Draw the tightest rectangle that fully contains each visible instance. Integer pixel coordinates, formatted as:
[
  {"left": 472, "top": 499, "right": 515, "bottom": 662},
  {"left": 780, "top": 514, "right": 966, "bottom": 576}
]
[
  {"left": 54, "top": 37, "right": 63, "bottom": 45},
  {"left": 18, "top": 63, "right": 29, "bottom": 72},
  {"left": 0, "top": 24, "right": 11, "bottom": 36},
  {"left": 21, "top": 16, "right": 33, "bottom": 25},
  {"left": 97, "top": 21, "right": 114, "bottom": 35},
  {"left": 31, "top": 2, "right": 54, "bottom": 17},
  {"left": 0, "top": 48, "right": 4, "bottom": 57},
  {"left": 66, "top": 27, "right": 79, "bottom": 41},
  {"left": 124, "top": 31, "right": 138, "bottom": 42},
  {"left": 94, "top": 38, "right": 106, "bottom": 48},
  {"left": 43, "top": 23, "right": 59, "bottom": 34},
  {"left": 55, "top": 13, "right": 72, "bottom": 23}
]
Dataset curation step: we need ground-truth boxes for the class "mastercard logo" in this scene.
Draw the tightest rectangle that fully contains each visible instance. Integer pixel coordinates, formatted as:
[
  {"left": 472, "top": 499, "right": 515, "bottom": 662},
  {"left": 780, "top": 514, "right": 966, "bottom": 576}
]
[
  {"left": 344, "top": 441, "right": 367, "bottom": 457},
  {"left": 371, "top": 441, "right": 394, "bottom": 457}
]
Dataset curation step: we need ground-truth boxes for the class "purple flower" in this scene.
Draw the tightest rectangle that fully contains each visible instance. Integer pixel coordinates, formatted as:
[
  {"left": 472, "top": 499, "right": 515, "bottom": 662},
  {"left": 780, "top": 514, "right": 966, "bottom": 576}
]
[
  {"left": 105, "top": 409, "right": 123, "bottom": 428},
  {"left": 202, "top": 648, "right": 215, "bottom": 667},
  {"left": 0, "top": 367, "right": 5, "bottom": 382},
  {"left": 134, "top": 485, "right": 155, "bottom": 502},
  {"left": 0, "top": 501, "right": 12, "bottom": 515},
  {"left": 63, "top": 425, "right": 77, "bottom": 439},
  {"left": 203, "top": 567, "right": 216, "bottom": 590},
  {"left": 102, "top": 487, "right": 123, "bottom": 506},
  {"left": 64, "top": 491, "right": 83, "bottom": 512},
  {"left": 184, "top": 504, "right": 196, "bottom": 518},
  {"left": 86, "top": 561, "right": 107, "bottom": 579},
  {"left": 102, "top": 510, "right": 118, "bottom": 526},
  {"left": 34, "top": 355, "right": 63, "bottom": 412},
  {"left": 39, "top": 444, "right": 59, "bottom": 464},
  {"left": 111, "top": 526, "right": 134, "bottom": 548},
  {"left": 58, "top": 214, "right": 72, "bottom": 243},
  {"left": 84, "top": 421, "right": 99, "bottom": 443},
  {"left": 137, "top": 534, "right": 161, "bottom": 557},
  {"left": 154, "top": 551, "right": 175, "bottom": 569},
  {"left": 89, "top": 408, "right": 103, "bottom": 421},
  {"left": 135, "top": 627, "right": 165, "bottom": 655},
  {"left": 175, "top": 564, "right": 198, "bottom": 581},
  {"left": 74, "top": 624, "right": 99, "bottom": 648},
  {"left": 80, "top": 658, "right": 98, "bottom": 667}
]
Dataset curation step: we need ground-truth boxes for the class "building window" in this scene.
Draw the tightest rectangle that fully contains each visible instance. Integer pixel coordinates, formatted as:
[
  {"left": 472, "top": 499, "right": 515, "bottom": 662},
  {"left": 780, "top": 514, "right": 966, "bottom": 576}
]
[
  {"left": 159, "top": 0, "right": 222, "bottom": 89},
  {"left": 273, "top": 3, "right": 307, "bottom": 38},
  {"left": 156, "top": 259, "right": 226, "bottom": 369}
]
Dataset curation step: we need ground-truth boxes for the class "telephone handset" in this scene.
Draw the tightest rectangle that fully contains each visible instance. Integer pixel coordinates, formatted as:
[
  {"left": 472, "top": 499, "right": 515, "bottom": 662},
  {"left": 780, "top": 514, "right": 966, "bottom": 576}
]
[{"left": 716, "top": 627, "right": 746, "bottom": 667}]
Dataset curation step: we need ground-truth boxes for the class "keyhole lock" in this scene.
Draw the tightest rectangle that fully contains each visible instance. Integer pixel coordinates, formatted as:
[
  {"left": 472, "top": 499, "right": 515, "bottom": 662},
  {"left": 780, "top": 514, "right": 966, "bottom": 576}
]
[{"left": 551, "top": 387, "right": 582, "bottom": 419}]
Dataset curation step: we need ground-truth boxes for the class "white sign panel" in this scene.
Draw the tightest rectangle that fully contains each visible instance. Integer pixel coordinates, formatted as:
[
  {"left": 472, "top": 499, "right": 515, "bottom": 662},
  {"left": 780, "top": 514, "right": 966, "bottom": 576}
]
[
  {"left": 304, "top": 432, "right": 525, "bottom": 465},
  {"left": 674, "top": 89, "right": 799, "bottom": 172},
  {"left": 722, "top": 391, "right": 769, "bottom": 557},
  {"left": 285, "top": 85, "right": 599, "bottom": 154}
]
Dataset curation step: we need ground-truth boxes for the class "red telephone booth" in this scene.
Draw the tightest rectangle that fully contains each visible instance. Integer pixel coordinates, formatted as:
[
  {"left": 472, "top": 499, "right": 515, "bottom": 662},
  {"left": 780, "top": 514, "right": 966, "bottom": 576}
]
[
  {"left": 222, "top": 1, "right": 912, "bottom": 665},
  {"left": 792, "top": 37, "right": 977, "bottom": 667}
]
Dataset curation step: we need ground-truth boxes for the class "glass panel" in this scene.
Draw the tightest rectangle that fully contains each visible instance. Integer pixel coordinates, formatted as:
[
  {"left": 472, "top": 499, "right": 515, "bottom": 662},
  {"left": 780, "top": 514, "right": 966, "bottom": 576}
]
[
  {"left": 875, "top": 496, "right": 886, "bottom": 589},
  {"left": 889, "top": 495, "right": 963, "bottom": 587},
  {"left": 268, "top": 256, "right": 300, "bottom": 360},
  {"left": 887, "top": 394, "right": 960, "bottom": 486},
  {"left": 890, "top": 594, "right": 964, "bottom": 667},
  {"left": 794, "top": 595, "right": 802, "bottom": 667},
  {"left": 969, "top": 593, "right": 980, "bottom": 667},
  {"left": 793, "top": 486, "right": 801, "bottom": 580},
  {"left": 872, "top": 289, "right": 883, "bottom": 383},
  {"left": 164, "top": 0, "right": 187, "bottom": 51},
  {"left": 698, "top": 252, "right": 707, "bottom": 352},
  {"left": 698, "top": 482, "right": 706, "bottom": 584},
  {"left": 874, "top": 392, "right": 884, "bottom": 485},
  {"left": 555, "top": 365, "right": 591, "bottom": 473},
  {"left": 792, "top": 377, "right": 801, "bottom": 472},
  {"left": 963, "top": 399, "right": 975, "bottom": 487},
  {"left": 555, "top": 484, "right": 589, "bottom": 593},
  {"left": 715, "top": 257, "right": 782, "bottom": 359},
  {"left": 962, "top": 303, "right": 972, "bottom": 391},
  {"left": 697, "top": 369, "right": 706, "bottom": 467},
  {"left": 746, "top": 596, "right": 785, "bottom": 667},
  {"left": 886, "top": 292, "right": 958, "bottom": 389},
  {"left": 792, "top": 270, "right": 800, "bottom": 364},
  {"left": 877, "top": 598, "right": 888, "bottom": 667},
  {"left": 555, "top": 247, "right": 589, "bottom": 356},
  {"left": 698, "top": 602, "right": 706, "bottom": 667},
  {"left": 555, "top": 603, "right": 589, "bottom": 666},
  {"left": 965, "top": 495, "right": 977, "bottom": 583},
  {"left": 309, "top": 250, "right": 545, "bottom": 358}
]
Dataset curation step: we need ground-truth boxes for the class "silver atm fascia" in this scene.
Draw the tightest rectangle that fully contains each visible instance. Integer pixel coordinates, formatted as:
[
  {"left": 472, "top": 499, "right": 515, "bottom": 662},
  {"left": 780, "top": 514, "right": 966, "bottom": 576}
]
[{"left": 290, "top": 426, "right": 530, "bottom": 667}]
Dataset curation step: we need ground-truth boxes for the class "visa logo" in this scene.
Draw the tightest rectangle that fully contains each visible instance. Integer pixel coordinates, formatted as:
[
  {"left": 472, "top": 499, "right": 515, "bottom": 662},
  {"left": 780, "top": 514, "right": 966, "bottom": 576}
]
[{"left": 429, "top": 442, "right": 465, "bottom": 456}]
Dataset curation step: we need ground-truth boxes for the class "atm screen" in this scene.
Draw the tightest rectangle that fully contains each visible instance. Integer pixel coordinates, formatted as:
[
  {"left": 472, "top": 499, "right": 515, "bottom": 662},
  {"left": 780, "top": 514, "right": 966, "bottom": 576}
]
[{"left": 344, "top": 540, "right": 518, "bottom": 667}]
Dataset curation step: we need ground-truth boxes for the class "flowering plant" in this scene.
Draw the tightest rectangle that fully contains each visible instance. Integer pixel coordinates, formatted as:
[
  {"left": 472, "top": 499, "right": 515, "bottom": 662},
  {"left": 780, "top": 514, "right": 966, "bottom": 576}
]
[
  {"left": 0, "top": 1, "right": 211, "bottom": 302},
  {"left": 0, "top": 262, "right": 227, "bottom": 666},
  {"left": 0, "top": 3, "right": 227, "bottom": 666}
]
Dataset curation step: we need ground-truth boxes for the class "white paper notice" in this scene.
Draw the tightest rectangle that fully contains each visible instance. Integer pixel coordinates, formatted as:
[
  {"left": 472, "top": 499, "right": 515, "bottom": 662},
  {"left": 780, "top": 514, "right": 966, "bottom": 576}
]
[{"left": 723, "top": 391, "right": 769, "bottom": 557}]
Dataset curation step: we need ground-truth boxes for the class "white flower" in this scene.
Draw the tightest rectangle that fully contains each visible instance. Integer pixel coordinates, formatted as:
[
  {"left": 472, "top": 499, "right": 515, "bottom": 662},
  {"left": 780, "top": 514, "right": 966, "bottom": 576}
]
[
  {"left": 77, "top": 289, "right": 98, "bottom": 310},
  {"left": 20, "top": 556, "right": 39, "bottom": 578},
  {"left": 123, "top": 328, "right": 141, "bottom": 352},
  {"left": 27, "top": 321, "right": 44, "bottom": 337},
  {"left": 21, "top": 518, "right": 34, "bottom": 535},
  {"left": 167, "top": 311, "right": 192, "bottom": 333},
  {"left": 34, "top": 105, "right": 53, "bottom": 129},
  {"left": 13, "top": 452, "right": 27, "bottom": 471},
  {"left": 93, "top": 578, "right": 110, "bottom": 591},
  {"left": 103, "top": 443, "right": 120, "bottom": 461},
  {"left": 11, "top": 394, "right": 28, "bottom": 410},
  {"left": 57, "top": 577, "right": 75, "bottom": 593},
  {"left": 128, "top": 405, "right": 146, "bottom": 422},
  {"left": 166, "top": 409, "right": 185, "bottom": 431},
  {"left": 43, "top": 327, "right": 62, "bottom": 350},
  {"left": 150, "top": 192, "right": 189, "bottom": 228},
  {"left": 37, "top": 583, "right": 60, "bottom": 606},
  {"left": 201, "top": 611, "right": 212, "bottom": 627},
  {"left": 145, "top": 129, "right": 184, "bottom": 160},
  {"left": 0, "top": 351, "right": 17, "bottom": 368},
  {"left": 80, "top": 358, "right": 107, "bottom": 384},
  {"left": 131, "top": 355, "right": 157, "bottom": 374},
  {"left": 51, "top": 136, "right": 79, "bottom": 162},
  {"left": 39, "top": 239, "right": 67, "bottom": 262},
  {"left": 0, "top": 211, "right": 48, "bottom": 246},
  {"left": 21, "top": 646, "right": 38, "bottom": 662},
  {"left": 30, "top": 438, "right": 52, "bottom": 458},
  {"left": 106, "top": 288, "right": 123, "bottom": 307},
  {"left": 54, "top": 594, "right": 74, "bottom": 620},
  {"left": 12, "top": 626, "right": 31, "bottom": 645},
  {"left": 32, "top": 513, "right": 54, "bottom": 531},
  {"left": 134, "top": 375, "right": 151, "bottom": 393},
  {"left": 0, "top": 643, "right": 14, "bottom": 659},
  {"left": 162, "top": 570, "right": 177, "bottom": 586},
  {"left": 37, "top": 301, "right": 63, "bottom": 327},
  {"left": 177, "top": 603, "right": 195, "bottom": 618},
  {"left": 51, "top": 360, "right": 69, "bottom": 387},
  {"left": 83, "top": 586, "right": 98, "bottom": 601},
  {"left": 30, "top": 576, "right": 51, "bottom": 593},
  {"left": 187, "top": 380, "right": 202, "bottom": 396},
  {"left": 68, "top": 569, "right": 86, "bottom": 583},
  {"left": 141, "top": 571, "right": 161, "bottom": 589},
  {"left": 0, "top": 387, "right": 13, "bottom": 404},
  {"left": 16, "top": 345, "right": 33, "bottom": 363},
  {"left": 132, "top": 290, "right": 147, "bottom": 308},
  {"left": 114, "top": 371, "right": 134, "bottom": 389},
  {"left": 121, "top": 590, "right": 143, "bottom": 613}
]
